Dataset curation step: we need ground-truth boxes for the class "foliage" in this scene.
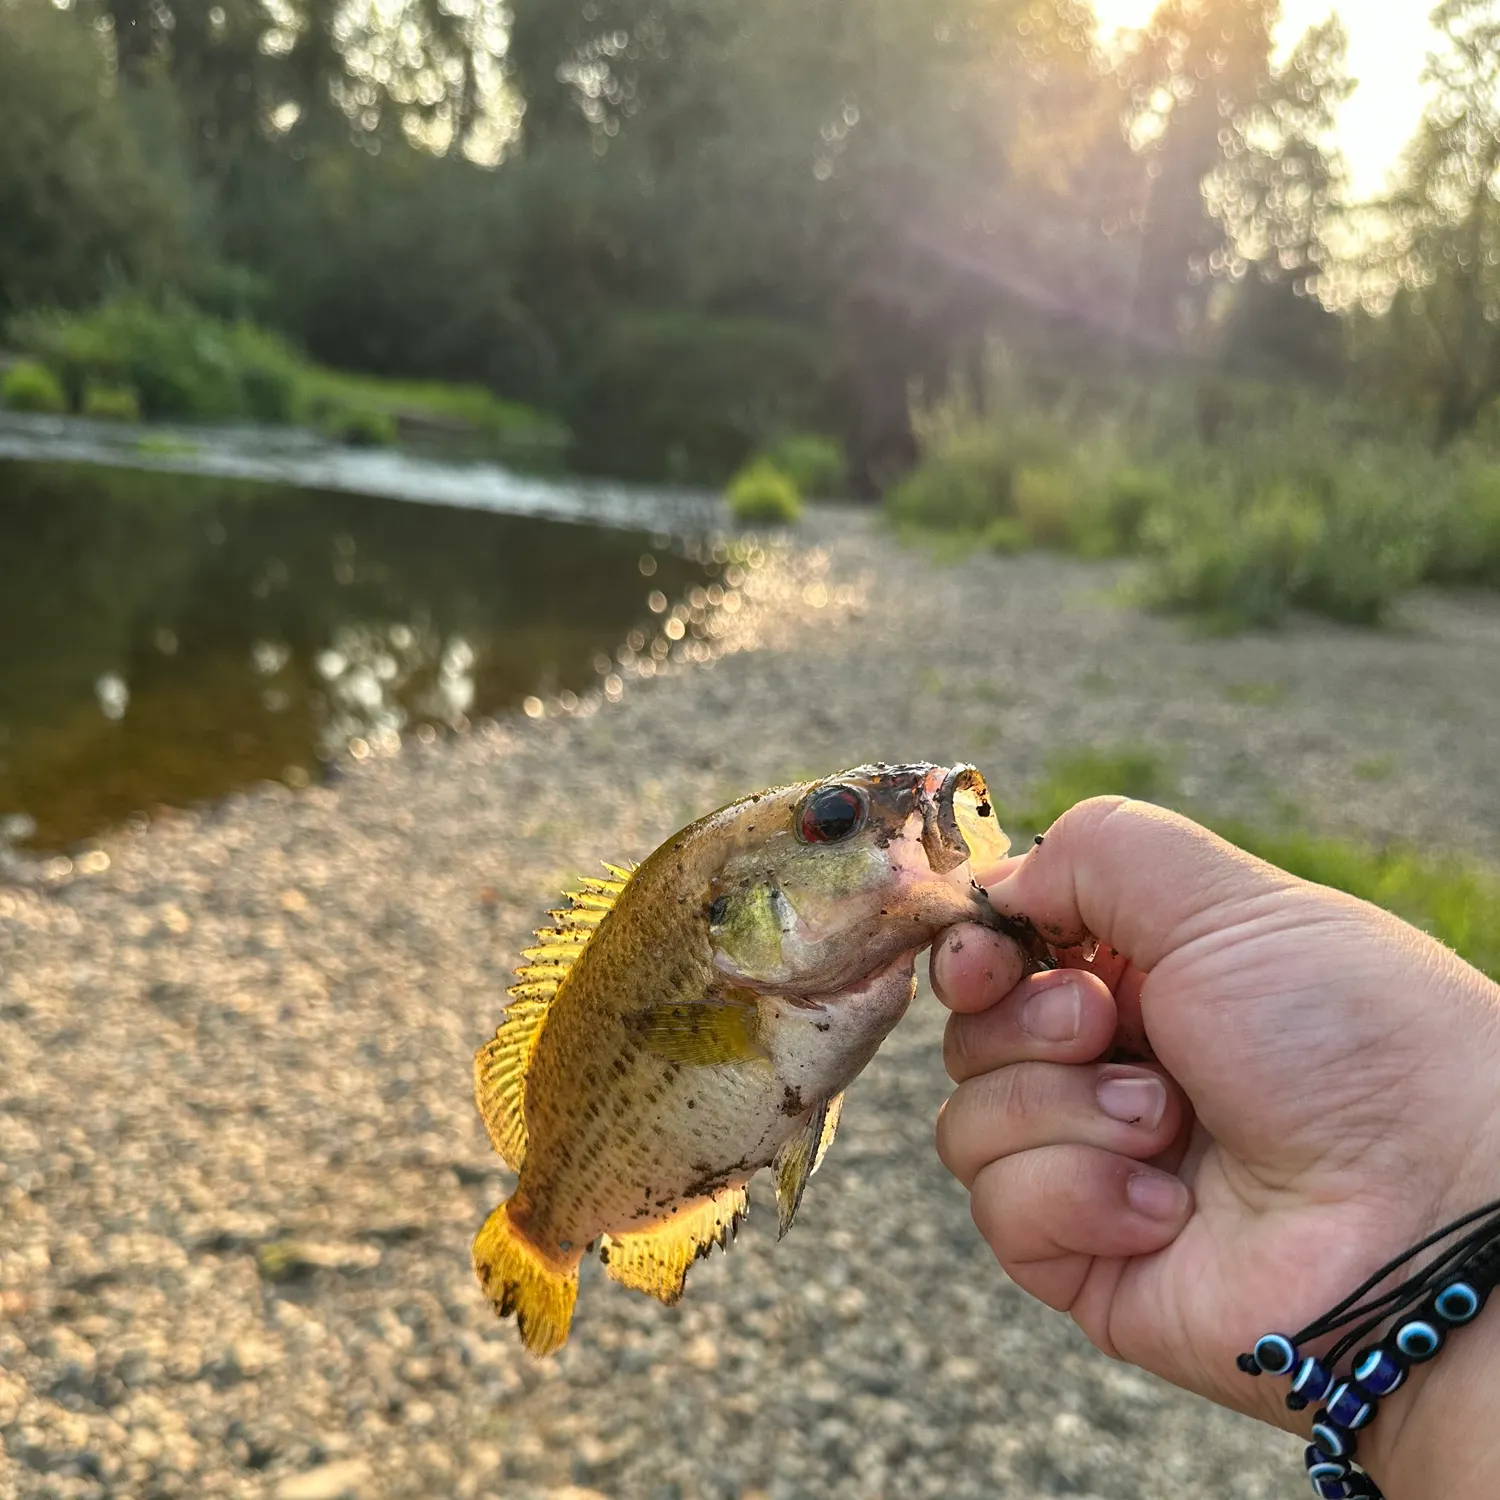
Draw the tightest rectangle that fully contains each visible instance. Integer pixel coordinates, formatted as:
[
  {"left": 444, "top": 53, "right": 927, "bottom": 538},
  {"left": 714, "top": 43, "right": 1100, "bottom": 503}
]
[
  {"left": 1428, "top": 462, "right": 1500, "bottom": 587},
  {"left": 762, "top": 434, "right": 847, "bottom": 498},
  {"left": 566, "top": 311, "right": 835, "bottom": 484},
  {"left": 299, "top": 367, "right": 564, "bottom": 441},
  {"left": 1012, "top": 747, "right": 1500, "bottom": 979},
  {"left": 1348, "top": 0, "right": 1500, "bottom": 442},
  {"left": 1137, "top": 464, "right": 1429, "bottom": 629},
  {"left": 9, "top": 296, "right": 567, "bottom": 446},
  {"left": 888, "top": 371, "right": 1464, "bottom": 629},
  {"left": 81, "top": 383, "right": 143, "bottom": 423},
  {"left": 0, "top": 361, "right": 67, "bottom": 414},
  {"left": 11, "top": 299, "right": 302, "bottom": 424},
  {"left": 318, "top": 404, "right": 397, "bottom": 448},
  {"left": 0, "top": 0, "right": 196, "bottom": 317},
  {"left": 726, "top": 461, "right": 803, "bottom": 526}
]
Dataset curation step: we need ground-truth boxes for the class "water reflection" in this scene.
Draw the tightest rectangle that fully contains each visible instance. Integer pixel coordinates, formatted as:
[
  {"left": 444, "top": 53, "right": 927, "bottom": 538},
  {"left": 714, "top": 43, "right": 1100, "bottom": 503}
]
[{"left": 0, "top": 460, "right": 708, "bottom": 852}]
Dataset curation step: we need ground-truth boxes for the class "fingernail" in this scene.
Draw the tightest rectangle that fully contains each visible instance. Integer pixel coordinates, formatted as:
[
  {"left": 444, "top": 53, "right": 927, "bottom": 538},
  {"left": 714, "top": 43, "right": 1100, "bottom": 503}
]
[
  {"left": 1097, "top": 1074, "right": 1166, "bottom": 1130},
  {"left": 1127, "top": 1171, "right": 1188, "bottom": 1221},
  {"left": 1019, "top": 982, "right": 1082, "bottom": 1043}
]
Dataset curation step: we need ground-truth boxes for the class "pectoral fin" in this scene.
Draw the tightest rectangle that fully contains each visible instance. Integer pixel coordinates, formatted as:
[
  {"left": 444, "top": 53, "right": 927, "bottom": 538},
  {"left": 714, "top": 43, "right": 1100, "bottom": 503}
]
[
  {"left": 634, "top": 992, "right": 766, "bottom": 1067},
  {"left": 772, "top": 1092, "right": 844, "bottom": 1239},
  {"left": 598, "top": 1186, "right": 749, "bottom": 1304}
]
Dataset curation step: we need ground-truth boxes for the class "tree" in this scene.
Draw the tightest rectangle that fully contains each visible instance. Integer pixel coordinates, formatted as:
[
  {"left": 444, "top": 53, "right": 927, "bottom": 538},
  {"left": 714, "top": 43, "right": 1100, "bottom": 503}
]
[
  {"left": 1118, "top": 0, "right": 1280, "bottom": 340},
  {"left": 0, "top": 0, "right": 197, "bottom": 318}
]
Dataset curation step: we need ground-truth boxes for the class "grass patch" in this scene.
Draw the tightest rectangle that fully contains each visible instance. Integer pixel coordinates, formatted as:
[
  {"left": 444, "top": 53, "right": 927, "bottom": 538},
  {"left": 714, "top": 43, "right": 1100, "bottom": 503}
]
[
  {"left": 298, "top": 367, "right": 565, "bottom": 443},
  {"left": 1001, "top": 747, "right": 1500, "bottom": 979}
]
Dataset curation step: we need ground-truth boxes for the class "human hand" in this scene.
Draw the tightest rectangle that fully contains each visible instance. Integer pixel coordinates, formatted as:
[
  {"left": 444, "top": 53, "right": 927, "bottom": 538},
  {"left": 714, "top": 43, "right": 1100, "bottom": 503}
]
[{"left": 931, "top": 797, "right": 1500, "bottom": 1496}]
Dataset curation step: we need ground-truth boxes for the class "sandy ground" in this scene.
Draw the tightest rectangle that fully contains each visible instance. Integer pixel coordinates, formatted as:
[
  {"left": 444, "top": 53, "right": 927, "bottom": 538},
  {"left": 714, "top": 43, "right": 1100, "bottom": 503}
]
[{"left": 4, "top": 515, "right": 1500, "bottom": 1500}]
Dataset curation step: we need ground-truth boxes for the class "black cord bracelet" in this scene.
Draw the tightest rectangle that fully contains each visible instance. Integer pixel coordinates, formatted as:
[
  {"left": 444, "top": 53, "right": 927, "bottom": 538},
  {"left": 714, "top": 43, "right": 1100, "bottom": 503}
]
[{"left": 1236, "top": 1196, "right": 1500, "bottom": 1499}]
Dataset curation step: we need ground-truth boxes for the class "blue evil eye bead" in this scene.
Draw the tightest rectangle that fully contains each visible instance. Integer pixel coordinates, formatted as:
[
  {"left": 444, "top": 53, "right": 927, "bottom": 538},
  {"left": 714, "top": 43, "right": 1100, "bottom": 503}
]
[
  {"left": 1311, "top": 1418, "right": 1357, "bottom": 1460},
  {"left": 1305, "top": 1447, "right": 1351, "bottom": 1479},
  {"left": 1253, "top": 1333, "right": 1299, "bottom": 1376},
  {"left": 1395, "top": 1319, "right": 1443, "bottom": 1362},
  {"left": 1434, "top": 1280, "right": 1483, "bottom": 1325},
  {"left": 1290, "top": 1356, "right": 1335, "bottom": 1406},
  {"left": 1352, "top": 1345, "right": 1405, "bottom": 1398},
  {"left": 1325, "top": 1382, "right": 1375, "bottom": 1430},
  {"left": 1311, "top": 1475, "right": 1354, "bottom": 1500}
]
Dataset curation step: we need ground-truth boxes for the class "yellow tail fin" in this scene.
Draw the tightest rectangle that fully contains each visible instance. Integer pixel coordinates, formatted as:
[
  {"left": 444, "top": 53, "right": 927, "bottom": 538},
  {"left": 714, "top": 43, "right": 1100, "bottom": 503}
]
[{"left": 472, "top": 1201, "right": 578, "bottom": 1356}]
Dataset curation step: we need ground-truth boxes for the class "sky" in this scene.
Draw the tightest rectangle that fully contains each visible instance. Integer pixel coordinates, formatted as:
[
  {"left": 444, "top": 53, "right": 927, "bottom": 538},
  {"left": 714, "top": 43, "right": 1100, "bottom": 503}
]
[{"left": 1090, "top": 0, "right": 1440, "bottom": 202}]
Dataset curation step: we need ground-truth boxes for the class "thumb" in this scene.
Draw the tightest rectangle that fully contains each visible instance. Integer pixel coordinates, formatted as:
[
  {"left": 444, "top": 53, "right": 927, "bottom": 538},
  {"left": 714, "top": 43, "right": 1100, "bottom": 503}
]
[{"left": 989, "top": 797, "right": 1298, "bottom": 973}]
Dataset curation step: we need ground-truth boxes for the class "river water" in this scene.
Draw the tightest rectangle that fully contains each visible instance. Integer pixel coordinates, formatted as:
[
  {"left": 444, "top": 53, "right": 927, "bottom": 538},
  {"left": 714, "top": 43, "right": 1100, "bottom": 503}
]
[{"left": 0, "top": 414, "right": 727, "bottom": 853}]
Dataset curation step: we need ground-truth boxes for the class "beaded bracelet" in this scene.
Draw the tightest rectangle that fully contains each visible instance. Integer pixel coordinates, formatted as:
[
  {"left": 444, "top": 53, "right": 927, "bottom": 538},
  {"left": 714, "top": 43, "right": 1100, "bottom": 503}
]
[{"left": 1237, "top": 1195, "right": 1500, "bottom": 1499}]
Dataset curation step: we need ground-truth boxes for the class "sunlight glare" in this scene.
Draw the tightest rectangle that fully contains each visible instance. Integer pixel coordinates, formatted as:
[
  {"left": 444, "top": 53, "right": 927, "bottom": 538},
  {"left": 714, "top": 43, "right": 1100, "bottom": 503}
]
[{"left": 1089, "top": 0, "right": 1437, "bottom": 203}]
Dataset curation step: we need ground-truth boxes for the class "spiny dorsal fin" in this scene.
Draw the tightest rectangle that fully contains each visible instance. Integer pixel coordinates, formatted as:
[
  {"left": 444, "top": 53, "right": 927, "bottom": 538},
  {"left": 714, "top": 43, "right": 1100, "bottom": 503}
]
[
  {"left": 772, "top": 1092, "right": 844, "bottom": 1240},
  {"left": 473, "top": 861, "right": 635, "bottom": 1170},
  {"left": 597, "top": 1186, "right": 749, "bottom": 1304}
]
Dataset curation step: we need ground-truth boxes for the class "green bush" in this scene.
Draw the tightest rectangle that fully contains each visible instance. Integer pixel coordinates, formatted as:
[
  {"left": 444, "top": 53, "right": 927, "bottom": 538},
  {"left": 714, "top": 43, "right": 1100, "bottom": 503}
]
[
  {"left": 764, "top": 433, "right": 847, "bottom": 497},
  {"left": 727, "top": 460, "right": 803, "bottom": 525},
  {"left": 1428, "top": 464, "right": 1500, "bottom": 588},
  {"left": 1013, "top": 466, "right": 1092, "bottom": 550},
  {"left": 885, "top": 423, "right": 1017, "bottom": 531},
  {"left": 1105, "top": 467, "right": 1176, "bottom": 552},
  {"left": 1139, "top": 465, "right": 1427, "bottom": 630},
  {"left": 0, "top": 360, "right": 66, "bottom": 414},
  {"left": 319, "top": 403, "right": 397, "bottom": 447},
  {"left": 567, "top": 310, "right": 835, "bottom": 484},
  {"left": 10, "top": 298, "right": 302, "bottom": 424},
  {"left": 81, "top": 382, "right": 142, "bottom": 422}
]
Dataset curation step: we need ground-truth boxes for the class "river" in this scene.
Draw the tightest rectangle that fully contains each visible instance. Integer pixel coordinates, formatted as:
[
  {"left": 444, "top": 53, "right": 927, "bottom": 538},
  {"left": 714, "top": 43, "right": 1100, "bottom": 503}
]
[{"left": 0, "top": 413, "right": 728, "bottom": 853}]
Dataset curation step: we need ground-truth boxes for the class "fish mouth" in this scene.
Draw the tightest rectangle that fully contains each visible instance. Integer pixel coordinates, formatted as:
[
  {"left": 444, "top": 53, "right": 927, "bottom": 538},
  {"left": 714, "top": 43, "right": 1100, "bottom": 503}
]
[{"left": 918, "top": 764, "right": 995, "bottom": 875}]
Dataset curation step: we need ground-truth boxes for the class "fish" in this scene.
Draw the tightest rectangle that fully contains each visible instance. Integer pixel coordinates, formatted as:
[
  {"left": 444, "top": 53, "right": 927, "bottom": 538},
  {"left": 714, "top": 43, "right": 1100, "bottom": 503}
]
[{"left": 471, "top": 762, "right": 1021, "bottom": 1355}]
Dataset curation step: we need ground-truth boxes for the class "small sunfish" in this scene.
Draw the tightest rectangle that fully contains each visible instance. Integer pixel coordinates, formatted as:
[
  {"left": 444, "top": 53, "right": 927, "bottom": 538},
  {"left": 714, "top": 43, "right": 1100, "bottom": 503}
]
[{"left": 472, "top": 762, "right": 1017, "bottom": 1354}]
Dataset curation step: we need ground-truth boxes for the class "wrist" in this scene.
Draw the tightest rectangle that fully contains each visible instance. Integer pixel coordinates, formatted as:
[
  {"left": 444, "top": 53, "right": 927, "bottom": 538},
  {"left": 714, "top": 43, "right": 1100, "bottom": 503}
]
[{"left": 1361, "top": 1289, "right": 1500, "bottom": 1498}]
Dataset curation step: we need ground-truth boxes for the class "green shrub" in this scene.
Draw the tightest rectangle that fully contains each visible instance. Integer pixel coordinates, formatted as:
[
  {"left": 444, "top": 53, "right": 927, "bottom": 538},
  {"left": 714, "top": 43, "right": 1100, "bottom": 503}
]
[
  {"left": 764, "top": 433, "right": 847, "bottom": 497},
  {"left": 567, "top": 310, "right": 835, "bottom": 484},
  {"left": 983, "top": 517, "right": 1029, "bottom": 554},
  {"left": 10, "top": 298, "right": 302, "bottom": 424},
  {"left": 320, "top": 403, "right": 397, "bottom": 447},
  {"left": 1428, "top": 464, "right": 1500, "bottom": 588},
  {"left": 1105, "top": 467, "right": 1175, "bottom": 552},
  {"left": 885, "top": 424, "right": 1017, "bottom": 531},
  {"left": 1013, "top": 466, "right": 1092, "bottom": 550},
  {"left": 727, "top": 460, "right": 803, "bottom": 525},
  {"left": 1140, "top": 463, "right": 1427, "bottom": 630},
  {"left": 0, "top": 360, "right": 67, "bottom": 413},
  {"left": 81, "top": 382, "right": 141, "bottom": 422}
]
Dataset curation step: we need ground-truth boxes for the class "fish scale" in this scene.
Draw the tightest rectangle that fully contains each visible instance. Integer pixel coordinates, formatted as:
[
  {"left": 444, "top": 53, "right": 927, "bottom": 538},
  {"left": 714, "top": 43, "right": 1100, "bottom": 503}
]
[{"left": 471, "top": 762, "right": 1017, "bottom": 1354}]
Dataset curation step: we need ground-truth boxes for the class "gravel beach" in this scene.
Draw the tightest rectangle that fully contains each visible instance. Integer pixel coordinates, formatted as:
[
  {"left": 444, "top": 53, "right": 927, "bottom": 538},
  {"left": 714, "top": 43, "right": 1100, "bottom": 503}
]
[{"left": 5, "top": 515, "right": 1500, "bottom": 1500}]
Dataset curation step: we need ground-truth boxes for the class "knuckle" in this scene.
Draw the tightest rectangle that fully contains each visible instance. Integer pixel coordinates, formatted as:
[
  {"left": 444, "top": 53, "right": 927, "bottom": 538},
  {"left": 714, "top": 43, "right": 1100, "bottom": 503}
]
[
  {"left": 983, "top": 1060, "right": 1053, "bottom": 1124},
  {"left": 942, "top": 1013, "right": 979, "bottom": 1076}
]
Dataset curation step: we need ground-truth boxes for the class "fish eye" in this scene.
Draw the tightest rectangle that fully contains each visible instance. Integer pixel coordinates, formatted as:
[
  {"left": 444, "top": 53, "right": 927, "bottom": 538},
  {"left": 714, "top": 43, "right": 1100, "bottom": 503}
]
[{"left": 796, "top": 784, "right": 867, "bottom": 844}]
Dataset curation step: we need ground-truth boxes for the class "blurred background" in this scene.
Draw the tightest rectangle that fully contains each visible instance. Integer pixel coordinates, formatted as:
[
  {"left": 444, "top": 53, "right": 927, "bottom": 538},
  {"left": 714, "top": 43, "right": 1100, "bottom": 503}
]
[{"left": 3, "top": 1, "right": 1500, "bottom": 1497}]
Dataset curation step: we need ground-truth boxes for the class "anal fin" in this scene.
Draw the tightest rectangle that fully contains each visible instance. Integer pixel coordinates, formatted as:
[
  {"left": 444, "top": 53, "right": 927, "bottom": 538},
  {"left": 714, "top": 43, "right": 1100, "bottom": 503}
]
[
  {"left": 773, "top": 1092, "right": 844, "bottom": 1240},
  {"left": 598, "top": 1187, "right": 748, "bottom": 1305}
]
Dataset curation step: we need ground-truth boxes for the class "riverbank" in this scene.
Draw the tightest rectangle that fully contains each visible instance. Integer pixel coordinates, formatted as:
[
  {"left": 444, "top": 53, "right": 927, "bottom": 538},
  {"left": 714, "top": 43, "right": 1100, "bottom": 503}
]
[{"left": 4, "top": 516, "right": 1500, "bottom": 1499}]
